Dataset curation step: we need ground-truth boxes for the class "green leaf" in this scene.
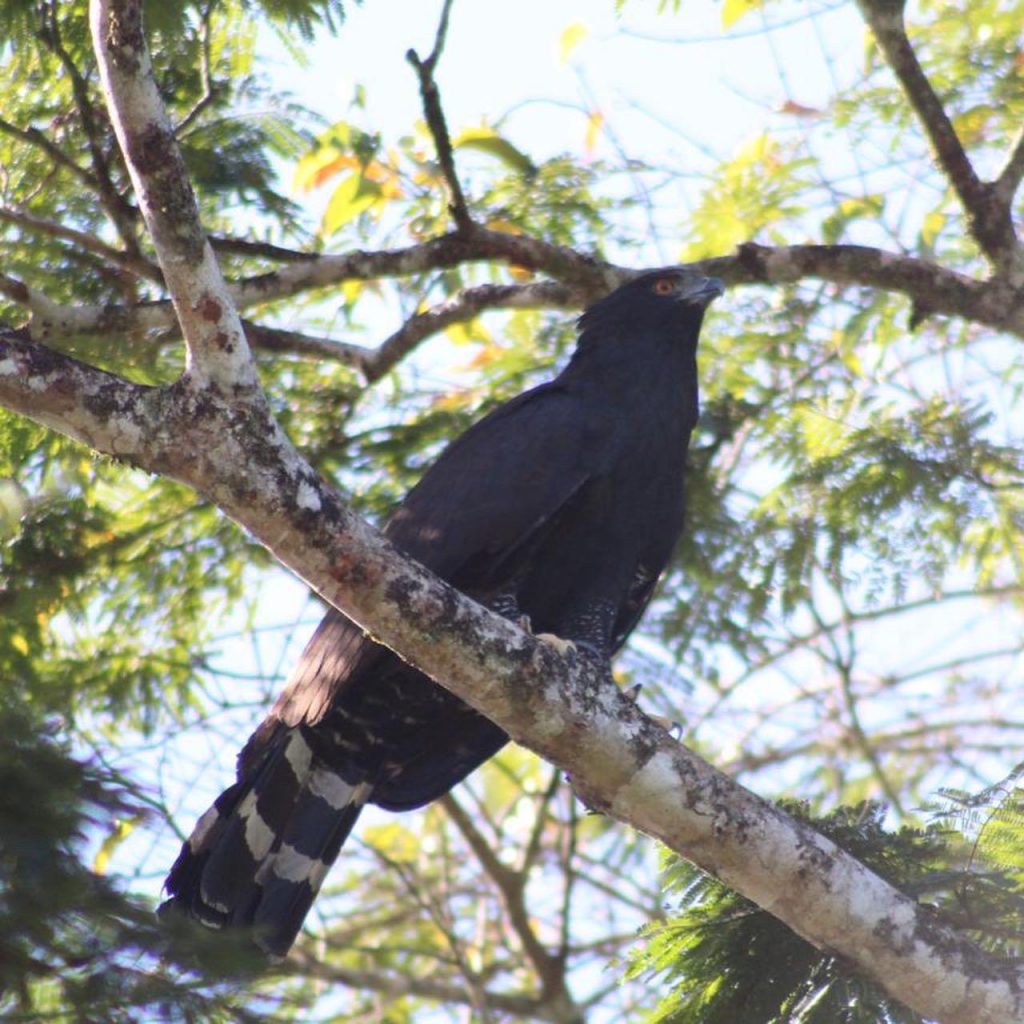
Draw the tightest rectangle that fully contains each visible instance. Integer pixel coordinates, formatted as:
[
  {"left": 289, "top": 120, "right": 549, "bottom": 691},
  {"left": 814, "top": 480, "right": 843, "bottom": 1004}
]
[
  {"left": 322, "top": 171, "right": 383, "bottom": 233},
  {"left": 453, "top": 127, "right": 537, "bottom": 175},
  {"left": 821, "top": 194, "right": 886, "bottom": 244}
]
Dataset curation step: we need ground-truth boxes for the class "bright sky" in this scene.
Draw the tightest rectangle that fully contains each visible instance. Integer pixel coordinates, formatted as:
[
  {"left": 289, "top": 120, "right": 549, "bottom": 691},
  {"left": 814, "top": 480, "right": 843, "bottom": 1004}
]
[{"left": 259, "top": 0, "right": 863, "bottom": 260}]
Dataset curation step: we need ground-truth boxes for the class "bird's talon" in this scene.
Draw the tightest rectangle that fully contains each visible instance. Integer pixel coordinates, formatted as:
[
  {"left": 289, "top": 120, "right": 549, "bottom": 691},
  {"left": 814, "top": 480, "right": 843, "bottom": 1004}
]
[
  {"left": 649, "top": 713, "right": 684, "bottom": 739},
  {"left": 536, "top": 633, "right": 577, "bottom": 657}
]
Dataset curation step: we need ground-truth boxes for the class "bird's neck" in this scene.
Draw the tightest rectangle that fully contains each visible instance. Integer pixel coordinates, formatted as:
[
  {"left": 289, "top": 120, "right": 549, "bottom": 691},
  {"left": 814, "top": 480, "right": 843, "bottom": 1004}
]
[{"left": 558, "top": 322, "right": 701, "bottom": 418}]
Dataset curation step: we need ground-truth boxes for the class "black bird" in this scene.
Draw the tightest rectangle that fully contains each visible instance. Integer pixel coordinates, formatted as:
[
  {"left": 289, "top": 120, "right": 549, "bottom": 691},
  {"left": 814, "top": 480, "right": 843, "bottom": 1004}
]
[{"left": 162, "top": 268, "right": 723, "bottom": 955}]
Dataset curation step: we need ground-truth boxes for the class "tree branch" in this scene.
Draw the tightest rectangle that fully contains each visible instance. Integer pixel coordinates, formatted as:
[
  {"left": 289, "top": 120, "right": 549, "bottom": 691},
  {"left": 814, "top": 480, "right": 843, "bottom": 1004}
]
[
  {"left": 406, "top": 0, "right": 474, "bottom": 234},
  {"left": 37, "top": 0, "right": 142, "bottom": 256},
  {"left": 441, "top": 793, "right": 574, "bottom": 1014},
  {"left": 993, "top": 125, "right": 1024, "bottom": 208},
  {"left": 856, "top": 0, "right": 1020, "bottom": 273},
  {"left": 0, "top": 116, "right": 101, "bottom": 191},
  {"left": 0, "top": 204, "right": 160, "bottom": 281},
  {"left": 0, "top": 328, "right": 155, "bottom": 456},
  {"left": 89, "top": 0, "right": 257, "bottom": 392},
  {"left": 2, "top": 325, "right": 1022, "bottom": 1024},
  {"left": 9, "top": 238, "right": 1024, "bottom": 351},
  {"left": 361, "top": 280, "right": 579, "bottom": 382},
  {"left": 288, "top": 953, "right": 557, "bottom": 1022}
]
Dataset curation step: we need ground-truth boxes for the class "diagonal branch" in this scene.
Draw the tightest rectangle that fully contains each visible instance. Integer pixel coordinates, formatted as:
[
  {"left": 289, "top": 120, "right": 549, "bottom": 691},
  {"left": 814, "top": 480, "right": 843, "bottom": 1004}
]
[
  {"left": 441, "top": 793, "right": 576, "bottom": 1015},
  {"left": 406, "top": 0, "right": 474, "bottom": 233},
  {"left": 2, "top": 323, "right": 1024, "bottom": 1024},
  {"left": 0, "top": 205, "right": 160, "bottom": 281},
  {"left": 0, "top": 117, "right": 101, "bottom": 191},
  {"left": 993, "top": 125, "right": 1024, "bottom": 208},
  {"left": 361, "top": 280, "right": 578, "bottom": 382},
  {"left": 37, "top": 0, "right": 142, "bottom": 256},
  {"left": 855, "top": 0, "right": 1019, "bottom": 272},
  {"left": 89, "top": 0, "right": 257, "bottom": 392},
  {"left": 287, "top": 954, "right": 555, "bottom": 1021}
]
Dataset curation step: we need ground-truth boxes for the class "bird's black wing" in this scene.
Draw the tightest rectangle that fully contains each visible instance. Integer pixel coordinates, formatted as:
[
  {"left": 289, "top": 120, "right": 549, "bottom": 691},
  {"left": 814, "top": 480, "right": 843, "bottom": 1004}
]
[{"left": 270, "top": 380, "right": 598, "bottom": 729}]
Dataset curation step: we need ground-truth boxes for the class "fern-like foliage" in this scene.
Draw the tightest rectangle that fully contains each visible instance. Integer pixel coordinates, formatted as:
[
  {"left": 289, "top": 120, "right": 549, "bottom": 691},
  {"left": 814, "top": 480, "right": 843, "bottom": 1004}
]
[{"left": 627, "top": 799, "right": 1024, "bottom": 1024}]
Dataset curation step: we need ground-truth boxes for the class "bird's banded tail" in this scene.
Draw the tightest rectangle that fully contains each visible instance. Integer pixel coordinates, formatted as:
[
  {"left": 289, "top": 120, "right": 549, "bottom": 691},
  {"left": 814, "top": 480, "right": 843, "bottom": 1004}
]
[{"left": 160, "top": 725, "right": 372, "bottom": 956}]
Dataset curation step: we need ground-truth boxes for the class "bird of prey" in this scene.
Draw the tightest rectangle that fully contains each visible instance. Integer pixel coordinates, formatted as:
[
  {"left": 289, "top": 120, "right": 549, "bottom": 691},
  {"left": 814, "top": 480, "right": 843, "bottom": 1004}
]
[{"left": 162, "top": 268, "right": 723, "bottom": 955}]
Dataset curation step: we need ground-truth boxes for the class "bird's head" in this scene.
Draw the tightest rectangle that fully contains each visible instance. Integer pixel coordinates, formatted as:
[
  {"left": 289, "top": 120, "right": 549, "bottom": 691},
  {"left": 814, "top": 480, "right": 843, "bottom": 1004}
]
[{"left": 577, "top": 268, "right": 725, "bottom": 336}]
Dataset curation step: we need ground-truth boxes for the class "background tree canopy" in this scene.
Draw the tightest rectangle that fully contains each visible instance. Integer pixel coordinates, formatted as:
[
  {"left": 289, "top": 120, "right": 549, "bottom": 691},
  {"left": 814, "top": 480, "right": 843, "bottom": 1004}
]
[{"left": 1, "top": 0, "right": 1023, "bottom": 1021}]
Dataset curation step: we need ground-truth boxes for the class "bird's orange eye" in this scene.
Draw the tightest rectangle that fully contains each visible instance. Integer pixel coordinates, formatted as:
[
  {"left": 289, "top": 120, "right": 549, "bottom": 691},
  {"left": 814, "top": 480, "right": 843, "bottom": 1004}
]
[{"left": 652, "top": 278, "right": 675, "bottom": 296}]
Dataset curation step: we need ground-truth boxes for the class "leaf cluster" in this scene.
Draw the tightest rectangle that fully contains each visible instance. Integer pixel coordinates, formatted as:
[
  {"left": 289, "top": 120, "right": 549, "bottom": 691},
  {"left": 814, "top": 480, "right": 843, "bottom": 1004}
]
[{"left": 629, "top": 800, "right": 1024, "bottom": 1024}]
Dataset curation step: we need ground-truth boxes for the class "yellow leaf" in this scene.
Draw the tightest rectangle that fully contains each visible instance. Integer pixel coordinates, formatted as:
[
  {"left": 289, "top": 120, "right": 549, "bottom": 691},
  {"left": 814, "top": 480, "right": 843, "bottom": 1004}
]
[
  {"left": 584, "top": 110, "right": 604, "bottom": 157},
  {"left": 722, "top": 0, "right": 763, "bottom": 29},
  {"left": 446, "top": 319, "right": 493, "bottom": 346},
  {"left": 362, "top": 822, "right": 419, "bottom": 861},
  {"left": 800, "top": 408, "right": 847, "bottom": 460},
  {"left": 921, "top": 210, "right": 946, "bottom": 249},
  {"left": 93, "top": 816, "right": 142, "bottom": 875},
  {"left": 485, "top": 218, "right": 523, "bottom": 235},
  {"left": 321, "top": 173, "right": 383, "bottom": 234},
  {"left": 952, "top": 106, "right": 995, "bottom": 147},
  {"left": 11, "top": 633, "right": 29, "bottom": 656},
  {"left": 453, "top": 128, "right": 536, "bottom": 175},
  {"left": 341, "top": 279, "right": 364, "bottom": 305},
  {"left": 559, "top": 21, "right": 588, "bottom": 65},
  {"left": 293, "top": 150, "right": 357, "bottom": 193}
]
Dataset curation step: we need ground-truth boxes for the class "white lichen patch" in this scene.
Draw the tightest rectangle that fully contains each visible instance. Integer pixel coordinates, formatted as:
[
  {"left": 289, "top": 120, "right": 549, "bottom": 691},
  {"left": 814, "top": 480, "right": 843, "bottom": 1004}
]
[
  {"left": 110, "top": 416, "right": 144, "bottom": 453},
  {"left": 296, "top": 479, "right": 321, "bottom": 512},
  {"left": 609, "top": 749, "right": 680, "bottom": 820}
]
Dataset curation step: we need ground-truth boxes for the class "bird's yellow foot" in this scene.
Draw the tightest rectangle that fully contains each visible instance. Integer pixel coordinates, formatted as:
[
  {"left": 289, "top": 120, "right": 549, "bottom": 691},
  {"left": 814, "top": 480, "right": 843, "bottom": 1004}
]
[{"left": 535, "top": 633, "right": 577, "bottom": 657}]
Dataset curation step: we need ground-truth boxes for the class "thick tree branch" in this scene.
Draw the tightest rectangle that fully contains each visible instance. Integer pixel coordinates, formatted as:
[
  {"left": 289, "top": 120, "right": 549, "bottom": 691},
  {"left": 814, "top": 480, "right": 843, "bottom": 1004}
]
[
  {"left": 5, "top": 10, "right": 1021, "bottom": 1016},
  {"left": 8, "top": 239, "right": 1024, "bottom": 352},
  {"left": 406, "top": 0, "right": 473, "bottom": 233},
  {"left": 89, "top": 0, "right": 257, "bottom": 392},
  {"left": 0, "top": 329, "right": 154, "bottom": 456},
  {"left": 2, "top": 326, "right": 1022, "bottom": 1024},
  {"left": 856, "top": 0, "right": 1021, "bottom": 274}
]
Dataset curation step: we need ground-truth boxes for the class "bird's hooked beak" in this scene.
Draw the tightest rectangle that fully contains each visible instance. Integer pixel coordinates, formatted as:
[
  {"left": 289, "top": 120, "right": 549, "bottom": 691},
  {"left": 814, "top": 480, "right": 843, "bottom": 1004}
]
[{"left": 677, "top": 275, "right": 725, "bottom": 307}]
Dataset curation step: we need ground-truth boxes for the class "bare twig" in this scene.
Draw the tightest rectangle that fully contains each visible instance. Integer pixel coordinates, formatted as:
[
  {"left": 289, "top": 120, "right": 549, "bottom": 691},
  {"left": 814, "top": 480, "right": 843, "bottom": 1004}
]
[
  {"left": 406, "top": 0, "right": 474, "bottom": 233},
  {"left": 208, "top": 234, "right": 323, "bottom": 262},
  {"left": 287, "top": 953, "right": 552, "bottom": 1021},
  {"left": 38, "top": 0, "right": 141, "bottom": 255},
  {"left": 0, "top": 117, "right": 101, "bottom": 190},
  {"left": 240, "top": 320, "right": 372, "bottom": 368},
  {"left": 174, "top": 1, "right": 216, "bottom": 135},
  {"left": 362, "top": 280, "right": 579, "bottom": 382},
  {"left": 855, "top": 0, "right": 1019, "bottom": 272},
  {"left": 993, "top": 125, "right": 1024, "bottom": 208},
  {"left": 441, "top": 793, "right": 578, "bottom": 1018},
  {"left": 0, "top": 204, "right": 160, "bottom": 280}
]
